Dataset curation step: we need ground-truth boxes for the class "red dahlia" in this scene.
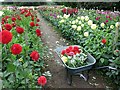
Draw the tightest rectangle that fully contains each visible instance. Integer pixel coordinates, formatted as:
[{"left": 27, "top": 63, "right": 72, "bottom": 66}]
[
  {"left": 30, "top": 51, "right": 40, "bottom": 61},
  {"left": 73, "top": 46, "right": 79, "bottom": 51},
  {"left": 16, "top": 27, "right": 24, "bottom": 34},
  {"left": 67, "top": 9, "right": 73, "bottom": 14},
  {"left": 31, "top": 17, "right": 34, "bottom": 21},
  {"left": 2, "top": 21, "right": 4, "bottom": 24},
  {"left": 36, "top": 18, "right": 40, "bottom": 22},
  {"left": 17, "top": 16, "right": 21, "bottom": 20},
  {"left": 62, "top": 8, "right": 67, "bottom": 13},
  {"left": 5, "top": 16, "right": 10, "bottom": 20},
  {"left": 25, "top": 9, "right": 28, "bottom": 13},
  {"left": 66, "top": 48, "right": 70, "bottom": 53},
  {"left": 2, "top": 18, "right": 5, "bottom": 22},
  {"left": 11, "top": 17, "right": 16, "bottom": 22},
  {"left": 25, "top": 13, "right": 30, "bottom": 17},
  {"left": 68, "top": 46, "right": 73, "bottom": 51},
  {"left": 11, "top": 44, "right": 22, "bottom": 55},
  {"left": 30, "top": 22, "right": 35, "bottom": 27},
  {"left": 61, "top": 46, "right": 81, "bottom": 56},
  {"left": 0, "top": 30, "right": 12, "bottom": 44},
  {"left": 38, "top": 76, "right": 47, "bottom": 86},
  {"left": 101, "top": 39, "right": 107, "bottom": 44},
  {"left": 20, "top": 10, "right": 25, "bottom": 14},
  {"left": 12, "top": 22, "right": 16, "bottom": 27},
  {"left": 36, "top": 23, "right": 39, "bottom": 26},
  {"left": 36, "top": 29, "right": 42, "bottom": 37},
  {"left": 106, "top": 15, "right": 110, "bottom": 18},
  {"left": 73, "top": 8, "right": 78, "bottom": 13},
  {"left": 31, "top": 14, "right": 34, "bottom": 17},
  {"left": 4, "top": 23, "right": 12, "bottom": 31},
  {"left": 96, "top": 16, "right": 100, "bottom": 20},
  {"left": 61, "top": 49, "right": 66, "bottom": 55}
]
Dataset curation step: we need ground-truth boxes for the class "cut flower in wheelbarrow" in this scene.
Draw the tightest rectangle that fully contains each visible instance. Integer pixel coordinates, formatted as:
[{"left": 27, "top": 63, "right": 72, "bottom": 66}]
[{"left": 61, "top": 45, "right": 88, "bottom": 68}]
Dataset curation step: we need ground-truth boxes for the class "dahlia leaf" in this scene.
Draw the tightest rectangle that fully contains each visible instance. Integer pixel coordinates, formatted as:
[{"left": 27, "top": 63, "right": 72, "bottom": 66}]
[{"left": 7, "top": 63, "right": 16, "bottom": 72}]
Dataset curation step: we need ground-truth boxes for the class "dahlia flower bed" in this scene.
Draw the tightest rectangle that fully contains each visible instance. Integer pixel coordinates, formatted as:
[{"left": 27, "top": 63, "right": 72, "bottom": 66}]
[
  {"left": 39, "top": 6, "right": 120, "bottom": 87},
  {"left": 0, "top": 7, "right": 50, "bottom": 88}
]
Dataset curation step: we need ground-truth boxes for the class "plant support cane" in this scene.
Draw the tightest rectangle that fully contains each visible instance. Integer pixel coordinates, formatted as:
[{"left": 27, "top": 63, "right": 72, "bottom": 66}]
[{"left": 113, "top": 24, "right": 119, "bottom": 52}]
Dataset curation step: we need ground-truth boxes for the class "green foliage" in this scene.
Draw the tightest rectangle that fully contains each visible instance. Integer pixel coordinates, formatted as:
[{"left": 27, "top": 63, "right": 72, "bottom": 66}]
[{"left": 56, "top": 2, "right": 120, "bottom": 11}]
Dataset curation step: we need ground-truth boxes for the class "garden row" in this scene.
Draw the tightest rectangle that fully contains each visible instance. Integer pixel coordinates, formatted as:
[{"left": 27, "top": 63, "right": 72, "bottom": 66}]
[
  {"left": 0, "top": 7, "right": 50, "bottom": 88},
  {"left": 38, "top": 6, "right": 120, "bottom": 87}
]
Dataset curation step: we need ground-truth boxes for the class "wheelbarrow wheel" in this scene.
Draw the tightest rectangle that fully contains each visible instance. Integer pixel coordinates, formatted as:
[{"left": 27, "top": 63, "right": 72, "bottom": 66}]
[{"left": 82, "top": 70, "right": 90, "bottom": 81}]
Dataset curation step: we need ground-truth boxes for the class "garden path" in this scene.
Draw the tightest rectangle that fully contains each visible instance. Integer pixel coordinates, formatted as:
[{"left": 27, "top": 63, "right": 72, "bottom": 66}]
[{"left": 37, "top": 12, "right": 112, "bottom": 88}]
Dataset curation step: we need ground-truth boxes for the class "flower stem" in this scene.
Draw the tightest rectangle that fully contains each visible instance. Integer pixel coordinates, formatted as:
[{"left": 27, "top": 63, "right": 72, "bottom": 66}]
[{"left": 4, "top": 44, "right": 7, "bottom": 55}]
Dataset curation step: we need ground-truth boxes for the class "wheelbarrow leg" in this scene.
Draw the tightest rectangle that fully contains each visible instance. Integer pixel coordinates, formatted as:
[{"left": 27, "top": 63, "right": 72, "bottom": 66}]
[
  {"left": 69, "top": 74, "right": 72, "bottom": 85},
  {"left": 67, "top": 74, "right": 72, "bottom": 85},
  {"left": 66, "top": 69, "right": 72, "bottom": 85},
  {"left": 86, "top": 70, "right": 90, "bottom": 81},
  {"left": 66, "top": 68, "right": 68, "bottom": 79}
]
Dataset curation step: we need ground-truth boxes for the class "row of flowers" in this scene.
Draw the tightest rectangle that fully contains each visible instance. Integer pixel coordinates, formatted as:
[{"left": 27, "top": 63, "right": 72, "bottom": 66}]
[
  {"left": 38, "top": 6, "right": 120, "bottom": 87},
  {"left": 0, "top": 7, "right": 49, "bottom": 88}
]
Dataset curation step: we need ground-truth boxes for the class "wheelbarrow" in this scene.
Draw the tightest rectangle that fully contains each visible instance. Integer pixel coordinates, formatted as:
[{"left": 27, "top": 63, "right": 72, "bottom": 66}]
[{"left": 54, "top": 46, "right": 117, "bottom": 85}]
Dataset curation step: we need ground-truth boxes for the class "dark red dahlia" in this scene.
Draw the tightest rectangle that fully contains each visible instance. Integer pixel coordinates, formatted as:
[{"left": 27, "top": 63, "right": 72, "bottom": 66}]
[
  {"left": 5, "top": 16, "right": 10, "bottom": 20},
  {"left": 16, "top": 27, "right": 24, "bottom": 34},
  {"left": 4, "top": 23, "right": 12, "bottom": 31},
  {"left": 67, "top": 9, "right": 73, "bottom": 14},
  {"left": 11, "top": 17, "right": 16, "bottom": 22},
  {"left": 36, "top": 29, "right": 42, "bottom": 37},
  {"left": 12, "top": 22, "right": 16, "bottom": 27},
  {"left": 17, "top": 16, "right": 21, "bottom": 20},
  {"left": 2, "top": 18, "right": 5, "bottom": 22},
  {"left": 37, "top": 18, "right": 40, "bottom": 22},
  {"left": 62, "top": 8, "right": 67, "bottom": 14},
  {"left": 36, "top": 23, "right": 39, "bottom": 26},
  {"left": 73, "top": 8, "right": 78, "bottom": 13},
  {"left": 1, "top": 21, "right": 4, "bottom": 24}
]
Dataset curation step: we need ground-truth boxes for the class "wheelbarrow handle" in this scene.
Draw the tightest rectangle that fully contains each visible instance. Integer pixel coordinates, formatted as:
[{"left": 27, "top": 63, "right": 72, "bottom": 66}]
[{"left": 95, "top": 66, "right": 117, "bottom": 70}]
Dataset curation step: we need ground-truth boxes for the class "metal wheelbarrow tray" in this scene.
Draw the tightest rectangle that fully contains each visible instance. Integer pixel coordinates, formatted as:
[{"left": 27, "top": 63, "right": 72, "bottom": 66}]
[{"left": 55, "top": 46, "right": 96, "bottom": 85}]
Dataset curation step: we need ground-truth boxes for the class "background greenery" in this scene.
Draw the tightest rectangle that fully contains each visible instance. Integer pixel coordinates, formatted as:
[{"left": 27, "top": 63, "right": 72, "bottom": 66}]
[{"left": 1, "top": 2, "right": 120, "bottom": 11}]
